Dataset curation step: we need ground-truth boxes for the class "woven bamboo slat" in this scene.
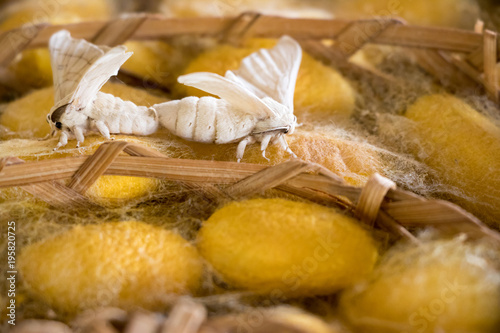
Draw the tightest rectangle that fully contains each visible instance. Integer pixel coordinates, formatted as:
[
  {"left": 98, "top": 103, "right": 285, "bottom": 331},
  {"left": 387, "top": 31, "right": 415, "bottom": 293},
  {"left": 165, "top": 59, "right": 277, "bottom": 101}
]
[
  {"left": 1, "top": 141, "right": 498, "bottom": 246},
  {"left": 0, "top": 14, "right": 499, "bottom": 102}
]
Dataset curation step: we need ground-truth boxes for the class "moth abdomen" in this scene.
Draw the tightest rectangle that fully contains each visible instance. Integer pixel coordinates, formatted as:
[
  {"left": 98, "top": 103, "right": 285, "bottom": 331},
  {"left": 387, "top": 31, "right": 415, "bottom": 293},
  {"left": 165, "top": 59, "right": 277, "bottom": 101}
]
[
  {"left": 155, "top": 96, "right": 255, "bottom": 144},
  {"left": 156, "top": 96, "right": 215, "bottom": 143},
  {"left": 90, "top": 92, "right": 159, "bottom": 136}
]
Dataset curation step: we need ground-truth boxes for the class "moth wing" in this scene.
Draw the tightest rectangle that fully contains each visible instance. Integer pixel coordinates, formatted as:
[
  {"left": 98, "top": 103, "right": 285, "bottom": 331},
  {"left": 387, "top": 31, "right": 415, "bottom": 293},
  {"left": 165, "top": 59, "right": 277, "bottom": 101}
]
[
  {"left": 178, "top": 72, "right": 276, "bottom": 118},
  {"left": 49, "top": 30, "right": 132, "bottom": 109},
  {"left": 227, "top": 35, "right": 302, "bottom": 110},
  {"left": 70, "top": 46, "right": 132, "bottom": 110},
  {"left": 49, "top": 30, "right": 106, "bottom": 103}
]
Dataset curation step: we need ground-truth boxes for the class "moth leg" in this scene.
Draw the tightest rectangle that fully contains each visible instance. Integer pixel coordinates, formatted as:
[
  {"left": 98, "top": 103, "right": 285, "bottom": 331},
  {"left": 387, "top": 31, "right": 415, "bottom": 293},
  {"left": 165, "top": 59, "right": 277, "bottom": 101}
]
[
  {"left": 260, "top": 135, "right": 273, "bottom": 161},
  {"left": 72, "top": 126, "right": 85, "bottom": 148},
  {"left": 236, "top": 136, "right": 256, "bottom": 163},
  {"left": 94, "top": 120, "right": 111, "bottom": 140},
  {"left": 54, "top": 131, "right": 68, "bottom": 151},
  {"left": 278, "top": 135, "right": 297, "bottom": 158}
]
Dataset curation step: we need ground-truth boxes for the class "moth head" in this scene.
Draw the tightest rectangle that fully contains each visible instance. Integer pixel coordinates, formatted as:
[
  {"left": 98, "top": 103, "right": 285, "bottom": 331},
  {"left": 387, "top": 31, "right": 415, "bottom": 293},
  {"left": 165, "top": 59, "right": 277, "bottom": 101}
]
[
  {"left": 47, "top": 103, "right": 69, "bottom": 134},
  {"left": 284, "top": 115, "right": 298, "bottom": 135},
  {"left": 259, "top": 97, "right": 297, "bottom": 134}
]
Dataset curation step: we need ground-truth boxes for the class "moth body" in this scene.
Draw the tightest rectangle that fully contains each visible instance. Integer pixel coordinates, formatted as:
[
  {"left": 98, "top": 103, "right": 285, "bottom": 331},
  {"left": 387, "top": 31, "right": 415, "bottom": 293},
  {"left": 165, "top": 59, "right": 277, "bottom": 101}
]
[
  {"left": 49, "top": 92, "right": 158, "bottom": 149},
  {"left": 155, "top": 94, "right": 297, "bottom": 161},
  {"left": 46, "top": 30, "right": 160, "bottom": 150},
  {"left": 46, "top": 30, "right": 302, "bottom": 161},
  {"left": 155, "top": 96, "right": 255, "bottom": 144},
  {"left": 164, "top": 35, "right": 303, "bottom": 161}
]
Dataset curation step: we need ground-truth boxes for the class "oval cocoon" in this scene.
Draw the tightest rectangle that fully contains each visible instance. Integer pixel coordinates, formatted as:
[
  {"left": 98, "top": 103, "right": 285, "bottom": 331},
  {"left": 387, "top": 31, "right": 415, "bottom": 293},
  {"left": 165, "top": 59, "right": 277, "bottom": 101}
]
[
  {"left": 198, "top": 198, "right": 378, "bottom": 296},
  {"left": 19, "top": 221, "right": 203, "bottom": 312},
  {"left": 404, "top": 94, "right": 500, "bottom": 226},
  {"left": 339, "top": 237, "right": 500, "bottom": 333}
]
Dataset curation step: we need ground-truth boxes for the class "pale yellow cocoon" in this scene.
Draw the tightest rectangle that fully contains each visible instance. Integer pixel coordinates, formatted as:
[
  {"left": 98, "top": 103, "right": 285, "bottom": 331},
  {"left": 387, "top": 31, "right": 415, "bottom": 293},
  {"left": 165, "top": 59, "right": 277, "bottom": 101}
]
[
  {"left": 198, "top": 198, "right": 378, "bottom": 296},
  {"left": 176, "top": 39, "right": 356, "bottom": 120},
  {"left": 0, "top": 0, "right": 112, "bottom": 88},
  {"left": 122, "top": 41, "right": 187, "bottom": 89},
  {"left": 18, "top": 221, "right": 203, "bottom": 312},
  {"left": 0, "top": 82, "right": 167, "bottom": 138},
  {"left": 403, "top": 94, "right": 500, "bottom": 226},
  {"left": 339, "top": 237, "right": 500, "bottom": 333},
  {"left": 331, "top": 0, "right": 478, "bottom": 28}
]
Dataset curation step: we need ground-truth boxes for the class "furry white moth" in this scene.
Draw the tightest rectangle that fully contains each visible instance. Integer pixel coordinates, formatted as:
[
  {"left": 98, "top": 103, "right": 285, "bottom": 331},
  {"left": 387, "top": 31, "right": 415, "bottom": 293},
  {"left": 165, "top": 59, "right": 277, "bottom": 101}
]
[
  {"left": 154, "top": 36, "right": 302, "bottom": 161},
  {"left": 46, "top": 30, "right": 159, "bottom": 150}
]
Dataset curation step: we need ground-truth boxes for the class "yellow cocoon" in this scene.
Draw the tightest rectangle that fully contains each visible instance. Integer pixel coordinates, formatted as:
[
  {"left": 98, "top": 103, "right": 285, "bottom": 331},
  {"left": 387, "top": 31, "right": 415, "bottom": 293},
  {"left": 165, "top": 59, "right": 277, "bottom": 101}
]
[
  {"left": 122, "top": 41, "right": 188, "bottom": 89},
  {"left": 18, "top": 221, "right": 203, "bottom": 312},
  {"left": 339, "top": 237, "right": 500, "bottom": 333},
  {"left": 176, "top": 39, "right": 356, "bottom": 120},
  {"left": 0, "top": 82, "right": 167, "bottom": 138},
  {"left": 198, "top": 198, "right": 378, "bottom": 296},
  {"left": 404, "top": 94, "right": 500, "bottom": 226},
  {"left": 0, "top": 0, "right": 112, "bottom": 88},
  {"left": 331, "top": 0, "right": 478, "bottom": 28}
]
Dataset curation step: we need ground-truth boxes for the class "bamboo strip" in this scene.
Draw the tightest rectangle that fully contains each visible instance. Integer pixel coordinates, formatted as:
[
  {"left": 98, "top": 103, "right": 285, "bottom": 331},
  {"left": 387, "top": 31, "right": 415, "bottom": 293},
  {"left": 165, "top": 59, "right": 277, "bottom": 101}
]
[
  {"left": 1, "top": 141, "right": 499, "bottom": 244},
  {"left": 0, "top": 23, "right": 47, "bottom": 67},
  {"left": 0, "top": 15, "right": 498, "bottom": 103},
  {"left": 68, "top": 141, "right": 130, "bottom": 193},
  {"left": 356, "top": 173, "right": 396, "bottom": 226},
  {"left": 8, "top": 319, "right": 72, "bottom": 333},
  {"left": 0, "top": 155, "right": 261, "bottom": 187},
  {"left": 412, "top": 48, "right": 478, "bottom": 90},
  {"left": 449, "top": 54, "right": 485, "bottom": 87},
  {"left": 329, "top": 19, "right": 402, "bottom": 59},
  {"left": 161, "top": 299, "right": 207, "bottom": 333},
  {"left": 124, "top": 312, "right": 161, "bottom": 333},
  {"left": 383, "top": 200, "right": 485, "bottom": 226},
  {"left": 467, "top": 46, "right": 485, "bottom": 69},
  {"left": 91, "top": 13, "right": 148, "bottom": 46},
  {"left": 71, "top": 308, "right": 128, "bottom": 332},
  {"left": 483, "top": 29, "right": 499, "bottom": 102},
  {"left": 21, "top": 181, "right": 99, "bottom": 210},
  {"left": 0, "top": 16, "right": 485, "bottom": 54},
  {"left": 224, "top": 159, "right": 314, "bottom": 198},
  {"left": 378, "top": 210, "right": 420, "bottom": 243},
  {"left": 300, "top": 39, "right": 401, "bottom": 84},
  {"left": 221, "top": 12, "right": 262, "bottom": 45}
]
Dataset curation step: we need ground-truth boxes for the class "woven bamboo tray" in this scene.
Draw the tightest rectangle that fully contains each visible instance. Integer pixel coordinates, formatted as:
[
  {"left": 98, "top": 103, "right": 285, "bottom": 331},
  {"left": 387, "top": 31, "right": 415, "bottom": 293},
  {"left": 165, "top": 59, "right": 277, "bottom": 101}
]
[{"left": 2, "top": 14, "right": 500, "bottom": 333}]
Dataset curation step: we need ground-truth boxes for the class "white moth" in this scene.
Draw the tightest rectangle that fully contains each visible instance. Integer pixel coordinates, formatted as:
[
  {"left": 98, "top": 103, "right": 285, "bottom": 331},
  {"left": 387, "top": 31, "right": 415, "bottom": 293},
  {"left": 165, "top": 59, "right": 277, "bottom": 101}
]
[
  {"left": 46, "top": 30, "right": 159, "bottom": 150},
  {"left": 154, "top": 36, "right": 302, "bottom": 161}
]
